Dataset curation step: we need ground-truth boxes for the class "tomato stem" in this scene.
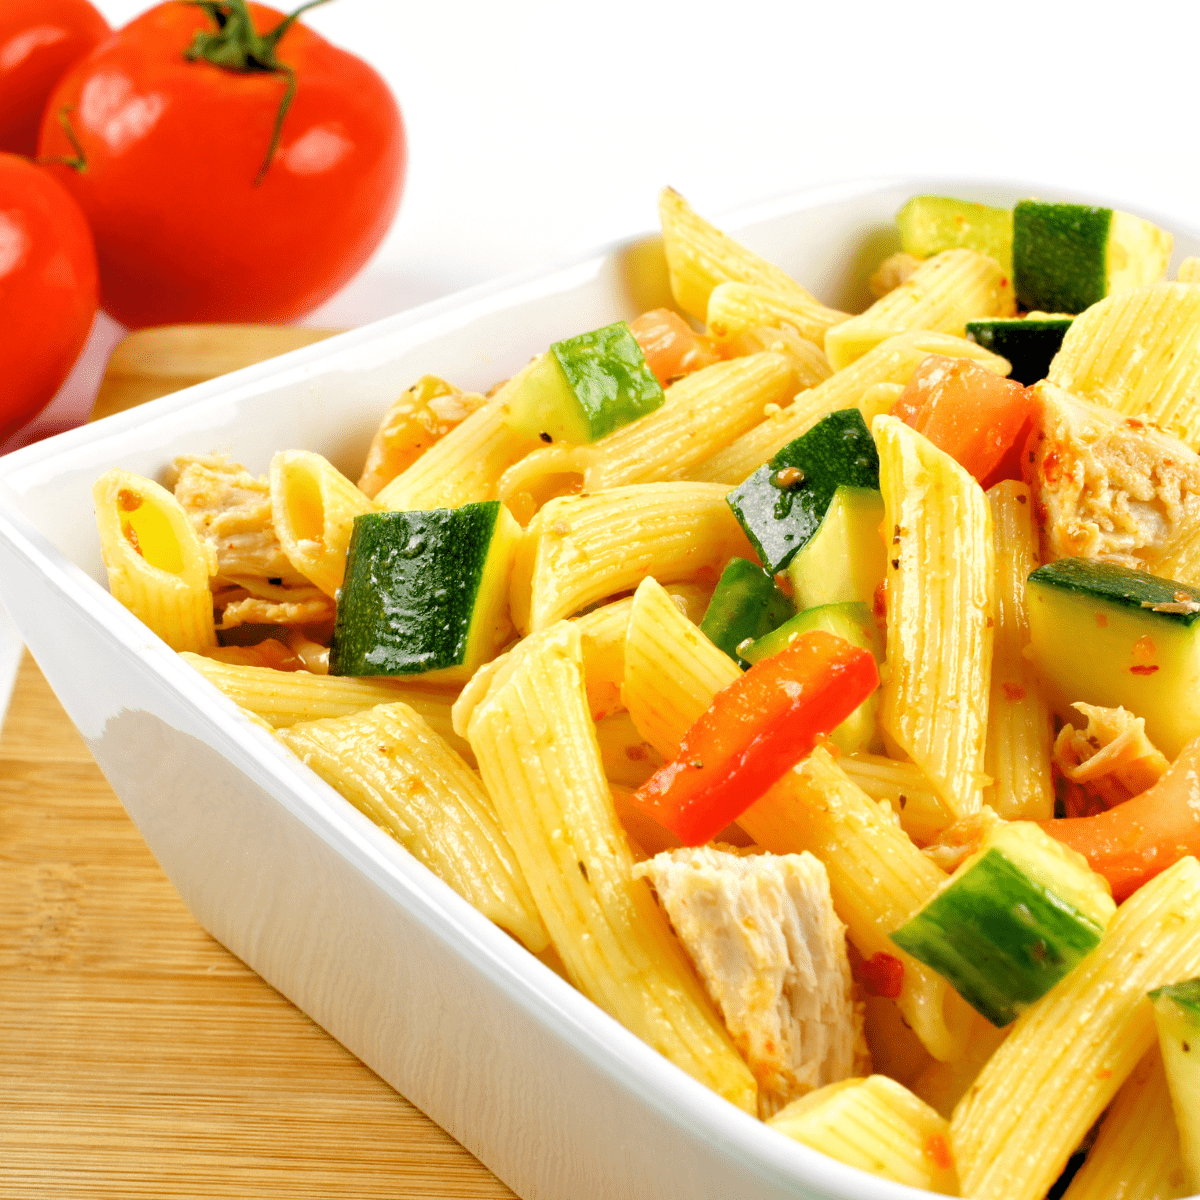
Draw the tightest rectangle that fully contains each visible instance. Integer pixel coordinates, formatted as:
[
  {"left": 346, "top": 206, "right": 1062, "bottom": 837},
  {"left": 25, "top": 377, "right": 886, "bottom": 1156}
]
[
  {"left": 37, "top": 106, "right": 88, "bottom": 172},
  {"left": 182, "top": 0, "right": 333, "bottom": 184}
]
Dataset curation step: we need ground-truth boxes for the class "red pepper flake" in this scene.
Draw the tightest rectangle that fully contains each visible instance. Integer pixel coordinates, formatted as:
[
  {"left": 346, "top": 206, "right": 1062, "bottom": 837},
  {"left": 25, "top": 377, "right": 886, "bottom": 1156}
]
[
  {"left": 860, "top": 952, "right": 905, "bottom": 998},
  {"left": 1095, "top": 1067, "right": 1112, "bottom": 1081},
  {"left": 1095, "top": 613, "right": 1108, "bottom": 628},
  {"left": 1131, "top": 664, "right": 1160, "bottom": 675},
  {"left": 122, "top": 522, "right": 143, "bottom": 556},
  {"left": 117, "top": 488, "right": 142, "bottom": 512},
  {"left": 624, "top": 745, "right": 648, "bottom": 762},
  {"left": 924, "top": 1133, "right": 954, "bottom": 1172},
  {"left": 1002, "top": 681, "right": 1026, "bottom": 702},
  {"left": 873, "top": 580, "right": 888, "bottom": 619},
  {"left": 773, "top": 570, "right": 794, "bottom": 599}
]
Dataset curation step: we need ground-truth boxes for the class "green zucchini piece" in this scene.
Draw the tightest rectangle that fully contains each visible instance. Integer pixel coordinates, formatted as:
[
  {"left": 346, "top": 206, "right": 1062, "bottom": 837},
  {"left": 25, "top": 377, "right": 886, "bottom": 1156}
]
[
  {"left": 330, "top": 502, "right": 521, "bottom": 681},
  {"left": 698, "top": 558, "right": 794, "bottom": 668},
  {"left": 1026, "top": 558, "right": 1200, "bottom": 758},
  {"left": 1012, "top": 201, "right": 1172, "bottom": 314},
  {"left": 743, "top": 600, "right": 882, "bottom": 753},
  {"left": 726, "top": 409, "right": 880, "bottom": 573},
  {"left": 504, "top": 320, "right": 665, "bottom": 444},
  {"left": 891, "top": 822, "right": 1115, "bottom": 1027},
  {"left": 1150, "top": 978, "right": 1200, "bottom": 1190},
  {"left": 965, "top": 314, "right": 1073, "bottom": 385},
  {"left": 787, "top": 485, "right": 886, "bottom": 611},
  {"left": 896, "top": 195, "right": 1013, "bottom": 274}
]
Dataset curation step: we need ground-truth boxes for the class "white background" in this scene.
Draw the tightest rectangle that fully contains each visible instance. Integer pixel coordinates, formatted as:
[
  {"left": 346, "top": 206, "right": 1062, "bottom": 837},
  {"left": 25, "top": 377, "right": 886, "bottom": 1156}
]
[{"left": 3, "top": 0, "right": 1200, "bottom": 705}]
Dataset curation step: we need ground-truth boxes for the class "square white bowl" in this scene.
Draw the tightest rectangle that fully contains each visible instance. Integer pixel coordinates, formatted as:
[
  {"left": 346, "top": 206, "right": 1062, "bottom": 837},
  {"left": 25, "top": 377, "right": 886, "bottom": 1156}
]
[{"left": 2, "top": 178, "right": 1195, "bottom": 1200}]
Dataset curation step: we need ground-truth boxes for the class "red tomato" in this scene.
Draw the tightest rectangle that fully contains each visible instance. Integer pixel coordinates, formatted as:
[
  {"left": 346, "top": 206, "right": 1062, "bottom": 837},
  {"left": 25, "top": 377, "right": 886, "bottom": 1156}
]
[
  {"left": 0, "top": 0, "right": 110, "bottom": 157},
  {"left": 37, "top": 2, "right": 405, "bottom": 328},
  {"left": 891, "top": 354, "right": 1033, "bottom": 485},
  {"left": 629, "top": 631, "right": 880, "bottom": 845},
  {"left": 628, "top": 308, "right": 721, "bottom": 385},
  {"left": 0, "top": 154, "right": 98, "bottom": 441}
]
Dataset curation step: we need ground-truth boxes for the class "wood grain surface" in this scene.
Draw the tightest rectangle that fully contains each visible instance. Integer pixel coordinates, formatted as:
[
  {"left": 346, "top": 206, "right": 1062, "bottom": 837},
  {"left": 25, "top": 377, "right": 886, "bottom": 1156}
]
[{"left": 0, "top": 651, "right": 516, "bottom": 1199}]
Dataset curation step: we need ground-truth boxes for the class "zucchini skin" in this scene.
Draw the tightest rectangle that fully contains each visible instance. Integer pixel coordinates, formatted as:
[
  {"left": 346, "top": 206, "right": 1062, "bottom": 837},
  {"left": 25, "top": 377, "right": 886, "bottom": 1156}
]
[
  {"left": 698, "top": 557, "right": 794, "bottom": 667},
  {"left": 1013, "top": 202, "right": 1111, "bottom": 314},
  {"left": 1027, "top": 558, "right": 1200, "bottom": 623},
  {"left": 966, "top": 316, "right": 1072, "bottom": 386}
]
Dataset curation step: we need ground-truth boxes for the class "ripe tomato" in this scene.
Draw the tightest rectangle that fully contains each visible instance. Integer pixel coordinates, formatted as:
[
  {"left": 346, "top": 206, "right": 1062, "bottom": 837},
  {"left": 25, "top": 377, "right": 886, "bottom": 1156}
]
[
  {"left": 0, "top": 154, "right": 98, "bottom": 441},
  {"left": 37, "top": 2, "right": 405, "bottom": 328},
  {"left": 0, "top": 0, "right": 110, "bottom": 157}
]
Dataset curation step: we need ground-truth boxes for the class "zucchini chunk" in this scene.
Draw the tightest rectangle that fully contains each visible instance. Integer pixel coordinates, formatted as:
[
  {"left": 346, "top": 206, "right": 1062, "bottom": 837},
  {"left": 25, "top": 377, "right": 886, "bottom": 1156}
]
[
  {"left": 1150, "top": 978, "right": 1200, "bottom": 1191},
  {"left": 787, "top": 485, "right": 886, "bottom": 611},
  {"left": 330, "top": 502, "right": 521, "bottom": 681},
  {"left": 891, "top": 822, "right": 1115, "bottom": 1027},
  {"left": 743, "top": 600, "right": 882, "bottom": 753},
  {"left": 698, "top": 557, "right": 794, "bottom": 668},
  {"left": 965, "top": 314, "right": 1073, "bottom": 385},
  {"left": 1026, "top": 558, "right": 1200, "bottom": 758},
  {"left": 504, "top": 320, "right": 665, "bottom": 444},
  {"left": 896, "top": 195, "right": 1013, "bottom": 274},
  {"left": 726, "top": 409, "right": 880, "bottom": 573},
  {"left": 1013, "top": 201, "right": 1172, "bottom": 314}
]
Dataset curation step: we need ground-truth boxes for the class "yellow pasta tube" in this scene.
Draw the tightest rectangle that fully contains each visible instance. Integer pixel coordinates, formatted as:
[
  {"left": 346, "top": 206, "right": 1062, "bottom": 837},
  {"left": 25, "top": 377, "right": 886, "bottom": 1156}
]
[
  {"left": 1047, "top": 282, "right": 1200, "bottom": 444},
  {"left": 768, "top": 1075, "right": 958, "bottom": 1195},
  {"left": 658, "top": 186, "right": 832, "bottom": 323},
  {"left": 278, "top": 702, "right": 547, "bottom": 953},
  {"left": 951, "top": 855, "right": 1200, "bottom": 1200},
  {"left": 984, "top": 480, "right": 1054, "bottom": 820},
  {"left": 1062, "top": 1046, "right": 1187, "bottom": 1200},
  {"left": 824, "top": 249, "right": 1015, "bottom": 372},
  {"left": 739, "top": 749, "right": 967, "bottom": 1063},
  {"left": 714, "top": 322, "right": 833, "bottom": 392},
  {"left": 463, "top": 621, "right": 758, "bottom": 1112},
  {"left": 512, "top": 483, "right": 751, "bottom": 633},
  {"left": 269, "top": 450, "right": 376, "bottom": 598},
  {"left": 375, "top": 359, "right": 541, "bottom": 511},
  {"left": 1178, "top": 257, "right": 1200, "bottom": 285},
  {"left": 94, "top": 468, "right": 217, "bottom": 652},
  {"left": 694, "top": 330, "right": 1010, "bottom": 485},
  {"left": 875, "top": 415, "right": 994, "bottom": 818},
  {"left": 594, "top": 710, "right": 662, "bottom": 787},
  {"left": 706, "top": 280, "right": 849, "bottom": 349},
  {"left": 621, "top": 576, "right": 740, "bottom": 759},
  {"left": 839, "top": 753, "right": 954, "bottom": 845}
]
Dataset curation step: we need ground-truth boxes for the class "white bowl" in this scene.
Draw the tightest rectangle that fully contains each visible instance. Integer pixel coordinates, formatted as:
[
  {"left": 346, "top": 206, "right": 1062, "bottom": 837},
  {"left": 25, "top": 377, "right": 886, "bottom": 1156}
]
[{"left": 2, "top": 178, "right": 1195, "bottom": 1200}]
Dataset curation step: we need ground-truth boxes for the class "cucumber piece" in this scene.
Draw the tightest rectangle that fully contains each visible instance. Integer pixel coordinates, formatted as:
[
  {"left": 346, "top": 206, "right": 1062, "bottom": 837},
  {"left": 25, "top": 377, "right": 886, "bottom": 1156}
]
[
  {"left": 891, "top": 822, "right": 1115, "bottom": 1027},
  {"left": 1013, "top": 201, "right": 1172, "bottom": 314},
  {"left": 788, "top": 485, "right": 886, "bottom": 611},
  {"left": 1026, "top": 558, "right": 1200, "bottom": 758},
  {"left": 743, "top": 600, "right": 882, "bottom": 753},
  {"left": 504, "top": 321, "right": 665, "bottom": 444},
  {"left": 896, "top": 195, "right": 1013, "bottom": 274},
  {"left": 726, "top": 409, "right": 880, "bottom": 573},
  {"left": 1150, "top": 978, "right": 1200, "bottom": 1191},
  {"left": 330, "top": 502, "right": 521, "bottom": 681},
  {"left": 698, "top": 558, "right": 794, "bottom": 668},
  {"left": 965, "top": 314, "right": 1073, "bottom": 385}
]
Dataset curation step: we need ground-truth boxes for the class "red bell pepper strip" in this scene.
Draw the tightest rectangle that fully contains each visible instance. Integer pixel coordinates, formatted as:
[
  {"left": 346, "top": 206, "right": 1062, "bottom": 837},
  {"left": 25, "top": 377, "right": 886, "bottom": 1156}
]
[
  {"left": 628, "top": 630, "right": 879, "bottom": 846},
  {"left": 1040, "top": 737, "right": 1200, "bottom": 902}
]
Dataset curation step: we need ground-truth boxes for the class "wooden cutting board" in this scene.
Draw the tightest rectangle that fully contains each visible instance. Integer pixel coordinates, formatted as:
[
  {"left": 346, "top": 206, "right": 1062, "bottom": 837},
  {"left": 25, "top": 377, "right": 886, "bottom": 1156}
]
[{"left": 0, "top": 328, "right": 517, "bottom": 1198}]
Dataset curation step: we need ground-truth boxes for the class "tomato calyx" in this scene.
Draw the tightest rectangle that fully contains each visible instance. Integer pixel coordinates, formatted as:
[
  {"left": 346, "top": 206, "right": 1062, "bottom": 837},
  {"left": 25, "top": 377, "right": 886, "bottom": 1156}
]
[
  {"left": 39, "top": 106, "right": 88, "bottom": 172},
  {"left": 183, "top": 0, "right": 332, "bottom": 183}
]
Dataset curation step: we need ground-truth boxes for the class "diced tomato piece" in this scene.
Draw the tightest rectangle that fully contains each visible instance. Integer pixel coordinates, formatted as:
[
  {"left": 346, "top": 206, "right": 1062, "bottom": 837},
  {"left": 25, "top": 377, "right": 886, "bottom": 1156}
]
[
  {"left": 890, "top": 354, "right": 1034, "bottom": 485},
  {"left": 628, "top": 308, "right": 721, "bottom": 385},
  {"left": 628, "top": 630, "right": 879, "bottom": 845},
  {"left": 860, "top": 952, "right": 905, "bottom": 999}
]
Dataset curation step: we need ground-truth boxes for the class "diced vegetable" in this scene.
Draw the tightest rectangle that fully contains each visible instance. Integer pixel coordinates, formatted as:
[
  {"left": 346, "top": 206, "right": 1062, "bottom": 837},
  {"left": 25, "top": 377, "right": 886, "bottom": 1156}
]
[
  {"left": 896, "top": 195, "right": 1013, "bottom": 274},
  {"left": 743, "top": 601, "right": 882, "bottom": 753},
  {"left": 1026, "top": 558, "right": 1200, "bottom": 759},
  {"left": 504, "top": 320, "right": 665, "bottom": 444},
  {"left": 787, "top": 485, "right": 886, "bottom": 611},
  {"left": 330, "top": 503, "right": 520, "bottom": 680},
  {"left": 628, "top": 630, "right": 880, "bottom": 845},
  {"left": 1150, "top": 978, "right": 1200, "bottom": 1192},
  {"left": 1041, "top": 737, "right": 1200, "bottom": 902},
  {"left": 627, "top": 308, "right": 721, "bottom": 385},
  {"left": 890, "top": 354, "right": 1034, "bottom": 484},
  {"left": 965, "top": 315, "right": 1073, "bottom": 386},
  {"left": 1013, "top": 201, "right": 1172, "bottom": 314},
  {"left": 726, "top": 409, "right": 880, "bottom": 573},
  {"left": 698, "top": 557, "right": 794, "bottom": 668},
  {"left": 891, "top": 822, "right": 1115, "bottom": 1027}
]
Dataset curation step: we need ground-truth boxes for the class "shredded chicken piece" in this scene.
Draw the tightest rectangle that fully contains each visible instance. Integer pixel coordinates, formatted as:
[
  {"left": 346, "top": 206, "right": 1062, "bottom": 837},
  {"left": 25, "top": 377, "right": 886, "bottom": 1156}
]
[
  {"left": 920, "top": 807, "right": 1005, "bottom": 873},
  {"left": 634, "top": 845, "right": 868, "bottom": 1118},
  {"left": 1028, "top": 380, "right": 1200, "bottom": 570},
  {"left": 214, "top": 578, "right": 335, "bottom": 629},
  {"left": 1053, "top": 702, "right": 1170, "bottom": 815},
  {"left": 196, "top": 639, "right": 305, "bottom": 671},
  {"left": 868, "top": 251, "right": 924, "bottom": 300}
]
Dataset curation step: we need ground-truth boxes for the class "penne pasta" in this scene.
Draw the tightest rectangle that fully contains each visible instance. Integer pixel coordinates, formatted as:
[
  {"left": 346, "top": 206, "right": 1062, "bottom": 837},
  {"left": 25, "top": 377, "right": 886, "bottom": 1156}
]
[
  {"left": 94, "top": 468, "right": 218, "bottom": 652},
  {"left": 1178, "top": 257, "right": 1200, "bottom": 285},
  {"left": 875, "top": 415, "right": 994, "bottom": 819},
  {"left": 594, "top": 710, "right": 663, "bottom": 787},
  {"left": 278, "top": 702, "right": 547, "bottom": 952},
  {"left": 705, "top": 280, "right": 849, "bottom": 349},
  {"left": 462, "top": 621, "right": 758, "bottom": 1112},
  {"left": 839, "top": 753, "right": 954, "bottom": 846}
]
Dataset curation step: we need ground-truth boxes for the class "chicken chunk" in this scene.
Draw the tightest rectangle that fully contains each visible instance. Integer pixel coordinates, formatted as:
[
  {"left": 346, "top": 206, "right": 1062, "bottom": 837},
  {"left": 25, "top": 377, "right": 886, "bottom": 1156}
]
[
  {"left": 634, "top": 845, "right": 868, "bottom": 1118},
  {"left": 1053, "top": 703, "right": 1170, "bottom": 816},
  {"left": 1028, "top": 380, "right": 1200, "bottom": 570}
]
